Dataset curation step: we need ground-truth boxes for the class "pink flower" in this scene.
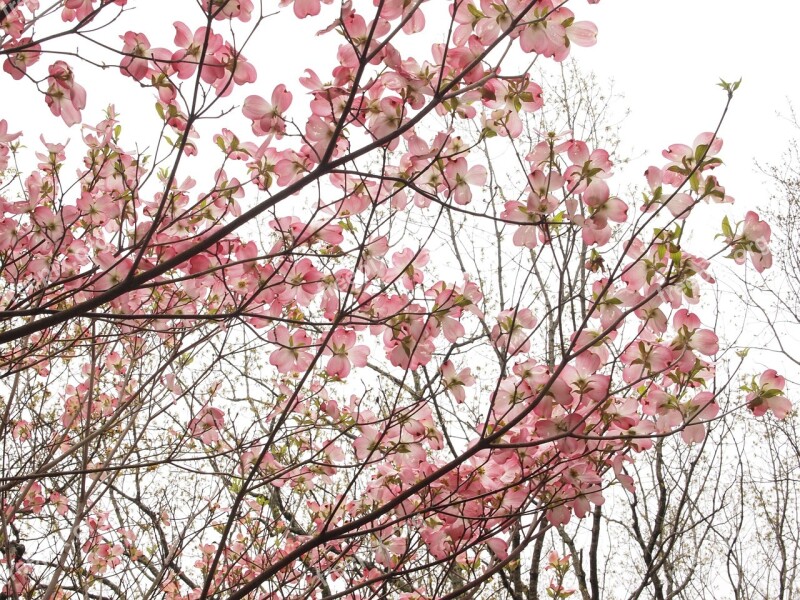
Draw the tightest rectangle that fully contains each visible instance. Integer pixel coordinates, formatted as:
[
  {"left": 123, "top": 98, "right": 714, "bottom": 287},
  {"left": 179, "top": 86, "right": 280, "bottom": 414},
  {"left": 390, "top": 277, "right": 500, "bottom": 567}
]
[
  {"left": 243, "top": 85, "right": 293, "bottom": 138},
  {"left": 367, "top": 96, "right": 405, "bottom": 143},
  {"left": 188, "top": 405, "right": 225, "bottom": 445},
  {"left": 662, "top": 132, "right": 723, "bottom": 171},
  {"left": 120, "top": 31, "right": 152, "bottom": 80},
  {"left": 641, "top": 166, "right": 696, "bottom": 218},
  {"left": 746, "top": 370, "right": 792, "bottom": 419},
  {"left": 519, "top": 4, "right": 568, "bottom": 61},
  {"left": 739, "top": 211, "right": 772, "bottom": 272},
  {"left": 170, "top": 23, "right": 219, "bottom": 79},
  {"left": 565, "top": 18, "right": 598, "bottom": 48},
  {"left": 203, "top": 0, "right": 254, "bottom": 21},
  {"left": 50, "top": 492, "right": 69, "bottom": 516},
  {"left": 325, "top": 329, "right": 369, "bottom": 379},
  {"left": 44, "top": 61, "right": 86, "bottom": 126},
  {"left": 353, "top": 424, "right": 392, "bottom": 460},
  {"left": 444, "top": 157, "right": 487, "bottom": 205},
  {"left": 2, "top": 38, "right": 41, "bottom": 80},
  {"left": 373, "top": 532, "right": 407, "bottom": 568},
  {"left": 279, "top": 0, "right": 331, "bottom": 19},
  {"left": 77, "top": 191, "right": 120, "bottom": 226},
  {"left": 95, "top": 251, "right": 133, "bottom": 290},
  {"left": 560, "top": 353, "right": 610, "bottom": 404},
  {"left": 268, "top": 326, "right": 314, "bottom": 373},
  {"left": 61, "top": 0, "right": 97, "bottom": 22},
  {"left": 480, "top": 76, "right": 543, "bottom": 137},
  {"left": 383, "top": 307, "right": 438, "bottom": 370},
  {"left": 491, "top": 308, "right": 537, "bottom": 355},
  {"left": 441, "top": 360, "right": 475, "bottom": 403},
  {"left": 280, "top": 258, "right": 323, "bottom": 306},
  {"left": 621, "top": 341, "right": 674, "bottom": 384},
  {"left": 0, "top": 119, "right": 21, "bottom": 143},
  {"left": 359, "top": 235, "right": 389, "bottom": 279},
  {"left": 671, "top": 309, "right": 719, "bottom": 356},
  {"left": 681, "top": 391, "right": 719, "bottom": 444},
  {"left": 12, "top": 420, "right": 31, "bottom": 441},
  {"left": 386, "top": 248, "right": 430, "bottom": 290}
]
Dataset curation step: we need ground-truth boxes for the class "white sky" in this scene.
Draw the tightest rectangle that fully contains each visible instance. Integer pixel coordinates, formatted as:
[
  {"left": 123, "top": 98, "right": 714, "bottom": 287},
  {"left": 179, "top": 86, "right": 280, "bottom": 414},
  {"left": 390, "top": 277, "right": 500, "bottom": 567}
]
[
  {"left": 571, "top": 1, "right": 800, "bottom": 373},
  {"left": 578, "top": 0, "right": 800, "bottom": 214},
  {"left": 14, "top": 0, "right": 799, "bottom": 215}
]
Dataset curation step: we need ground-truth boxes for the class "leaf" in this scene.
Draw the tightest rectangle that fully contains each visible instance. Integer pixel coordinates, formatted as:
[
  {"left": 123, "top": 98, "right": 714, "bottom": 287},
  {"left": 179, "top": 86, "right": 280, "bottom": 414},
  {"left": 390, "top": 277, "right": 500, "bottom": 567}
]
[
  {"left": 467, "top": 3, "right": 484, "bottom": 18},
  {"left": 718, "top": 77, "right": 743, "bottom": 98},
  {"left": 721, "top": 215, "right": 733, "bottom": 238}
]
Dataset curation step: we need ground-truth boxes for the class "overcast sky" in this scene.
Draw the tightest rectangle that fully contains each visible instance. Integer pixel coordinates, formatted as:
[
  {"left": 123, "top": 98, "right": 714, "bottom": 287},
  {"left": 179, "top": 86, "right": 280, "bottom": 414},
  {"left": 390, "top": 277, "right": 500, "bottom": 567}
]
[
  {"left": 579, "top": 0, "right": 800, "bottom": 213},
  {"left": 11, "top": 1, "right": 799, "bottom": 222},
  {"left": 573, "top": 1, "right": 800, "bottom": 369}
]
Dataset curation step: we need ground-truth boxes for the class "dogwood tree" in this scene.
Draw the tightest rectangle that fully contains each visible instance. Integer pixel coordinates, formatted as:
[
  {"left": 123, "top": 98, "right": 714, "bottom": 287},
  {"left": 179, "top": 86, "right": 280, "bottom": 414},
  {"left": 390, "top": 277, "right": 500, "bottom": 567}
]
[{"left": 0, "top": 0, "right": 788, "bottom": 598}]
